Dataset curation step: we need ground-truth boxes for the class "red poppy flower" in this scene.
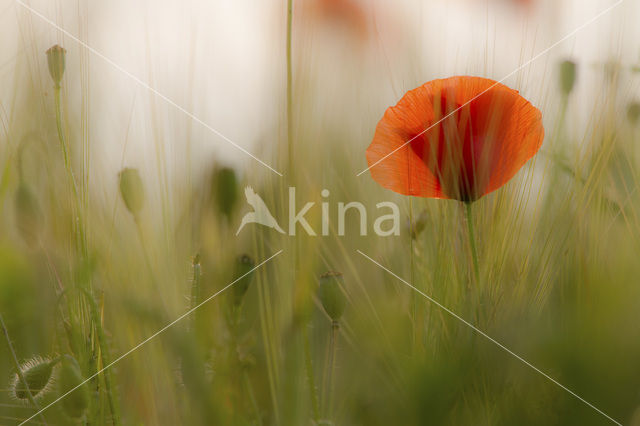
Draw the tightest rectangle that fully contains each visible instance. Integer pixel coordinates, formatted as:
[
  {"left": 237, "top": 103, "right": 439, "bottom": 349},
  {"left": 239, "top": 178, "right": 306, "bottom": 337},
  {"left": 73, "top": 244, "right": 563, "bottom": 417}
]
[{"left": 366, "top": 76, "right": 544, "bottom": 202}]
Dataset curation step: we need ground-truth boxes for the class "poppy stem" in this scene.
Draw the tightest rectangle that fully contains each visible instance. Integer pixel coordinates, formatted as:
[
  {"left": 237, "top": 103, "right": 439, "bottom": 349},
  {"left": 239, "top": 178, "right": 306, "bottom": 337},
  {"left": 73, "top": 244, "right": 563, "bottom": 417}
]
[
  {"left": 286, "top": 0, "right": 294, "bottom": 179},
  {"left": 54, "top": 84, "right": 87, "bottom": 258},
  {"left": 409, "top": 198, "right": 416, "bottom": 350},
  {"left": 464, "top": 202, "right": 480, "bottom": 283}
]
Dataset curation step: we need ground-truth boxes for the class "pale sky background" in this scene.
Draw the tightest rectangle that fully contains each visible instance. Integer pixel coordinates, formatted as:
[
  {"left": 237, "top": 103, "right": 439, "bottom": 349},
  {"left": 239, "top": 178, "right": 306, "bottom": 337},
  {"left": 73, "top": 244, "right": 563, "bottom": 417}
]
[{"left": 1, "top": 0, "right": 639, "bottom": 194}]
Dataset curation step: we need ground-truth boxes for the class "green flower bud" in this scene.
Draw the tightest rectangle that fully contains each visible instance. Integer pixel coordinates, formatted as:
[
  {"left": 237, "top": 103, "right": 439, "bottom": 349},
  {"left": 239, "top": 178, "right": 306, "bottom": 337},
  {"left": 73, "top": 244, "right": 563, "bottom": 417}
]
[
  {"left": 46, "top": 45, "right": 66, "bottom": 88},
  {"left": 57, "top": 355, "right": 89, "bottom": 420},
  {"left": 10, "top": 356, "right": 58, "bottom": 401},
  {"left": 118, "top": 168, "right": 145, "bottom": 216},
  {"left": 213, "top": 167, "right": 239, "bottom": 220},
  {"left": 14, "top": 183, "right": 42, "bottom": 246},
  {"left": 628, "top": 102, "right": 640, "bottom": 126},
  {"left": 559, "top": 60, "right": 577, "bottom": 95},
  {"left": 318, "top": 271, "right": 346, "bottom": 321},
  {"left": 232, "top": 254, "right": 255, "bottom": 307},
  {"left": 409, "top": 210, "right": 428, "bottom": 240}
]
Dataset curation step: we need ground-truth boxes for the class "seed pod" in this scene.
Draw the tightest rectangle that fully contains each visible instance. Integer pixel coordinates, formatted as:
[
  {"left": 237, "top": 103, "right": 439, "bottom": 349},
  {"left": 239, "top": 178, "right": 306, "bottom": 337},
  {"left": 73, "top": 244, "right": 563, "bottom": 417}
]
[
  {"left": 213, "top": 167, "right": 239, "bottom": 220},
  {"left": 559, "top": 60, "right": 577, "bottom": 95},
  {"left": 14, "top": 183, "right": 42, "bottom": 246},
  {"left": 57, "top": 355, "right": 89, "bottom": 420},
  {"left": 118, "top": 168, "right": 145, "bottom": 217},
  {"left": 318, "top": 271, "right": 346, "bottom": 321},
  {"left": 232, "top": 254, "right": 255, "bottom": 307},
  {"left": 10, "top": 356, "right": 58, "bottom": 401},
  {"left": 46, "top": 45, "right": 66, "bottom": 88},
  {"left": 628, "top": 102, "right": 640, "bottom": 126}
]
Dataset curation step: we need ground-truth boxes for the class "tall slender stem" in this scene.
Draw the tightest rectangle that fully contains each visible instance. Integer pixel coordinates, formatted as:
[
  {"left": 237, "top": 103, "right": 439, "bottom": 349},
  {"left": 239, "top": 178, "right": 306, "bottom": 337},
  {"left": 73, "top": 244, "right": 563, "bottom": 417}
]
[
  {"left": 81, "top": 289, "right": 121, "bottom": 426},
  {"left": 243, "top": 370, "right": 263, "bottom": 426},
  {"left": 286, "top": 0, "right": 294, "bottom": 178},
  {"left": 189, "top": 255, "right": 201, "bottom": 332},
  {"left": 54, "top": 86, "right": 86, "bottom": 257},
  {"left": 53, "top": 67, "right": 120, "bottom": 426},
  {"left": 465, "top": 202, "right": 480, "bottom": 284},
  {"left": 325, "top": 320, "right": 339, "bottom": 419},
  {"left": 409, "top": 198, "right": 417, "bottom": 349},
  {"left": 303, "top": 325, "right": 320, "bottom": 422}
]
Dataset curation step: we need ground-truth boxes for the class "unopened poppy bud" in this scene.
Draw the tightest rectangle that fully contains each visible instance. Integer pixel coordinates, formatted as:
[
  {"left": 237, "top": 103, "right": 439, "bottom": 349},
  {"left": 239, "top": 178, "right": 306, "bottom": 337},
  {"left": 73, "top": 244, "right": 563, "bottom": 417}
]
[
  {"left": 627, "top": 102, "right": 640, "bottom": 126},
  {"left": 46, "top": 45, "right": 66, "bottom": 88},
  {"left": 318, "top": 271, "right": 346, "bottom": 321},
  {"left": 57, "top": 355, "right": 89, "bottom": 420},
  {"left": 408, "top": 210, "right": 428, "bottom": 240},
  {"left": 118, "top": 168, "right": 145, "bottom": 217},
  {"left": 232, "top": 254, "right": 255, "bottom": 307},
  {"left": 15, "top": 183, "right": 42, "bottom": 246},
  {"left": 559, "top": 60, "right": 577, "bottom": 95},
  {"left": 10, "top": 356, "right": 58, "bottom": 401},
  {"left": 213, "top": 167, "right": 239, "bottom": 220}
]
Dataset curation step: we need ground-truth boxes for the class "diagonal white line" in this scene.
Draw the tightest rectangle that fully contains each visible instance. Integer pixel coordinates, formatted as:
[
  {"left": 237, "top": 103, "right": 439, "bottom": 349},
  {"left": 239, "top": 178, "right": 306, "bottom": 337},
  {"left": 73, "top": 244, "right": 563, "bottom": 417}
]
[
  {"left": 14, "top": 0, "right": 283, "bottom": 177},
  {"left": 357, "top": 0, "right": 625, "bottom": 177},
  {"left": 19, "top": 250, "right": 283, "bottom": 426},
  {"left": 356, "top": 249, "right": 622, "bottom": 426}
]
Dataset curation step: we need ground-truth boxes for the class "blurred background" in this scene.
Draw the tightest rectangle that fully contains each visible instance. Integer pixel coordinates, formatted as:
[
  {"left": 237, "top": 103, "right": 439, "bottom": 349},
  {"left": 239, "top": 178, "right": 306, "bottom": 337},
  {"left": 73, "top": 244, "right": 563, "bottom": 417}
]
[
  {"left": 1, "top": 0, "right": 640, "bottom": 425},
  {"left": 2, "top": 0, "right": 639, "bottom": 187}
]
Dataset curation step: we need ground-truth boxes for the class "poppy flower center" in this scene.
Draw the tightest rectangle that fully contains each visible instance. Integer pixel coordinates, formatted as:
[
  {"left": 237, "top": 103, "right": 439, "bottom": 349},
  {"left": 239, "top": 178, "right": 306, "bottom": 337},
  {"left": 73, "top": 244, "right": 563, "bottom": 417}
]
[{"left": 408, "top": 94, "right": 492, "bottom": 202}]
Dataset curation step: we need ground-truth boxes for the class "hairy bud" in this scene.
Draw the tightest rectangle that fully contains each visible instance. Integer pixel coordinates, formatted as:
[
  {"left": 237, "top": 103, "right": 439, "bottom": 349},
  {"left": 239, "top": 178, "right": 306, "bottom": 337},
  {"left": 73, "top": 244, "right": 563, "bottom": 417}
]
[
  {"left": 318, "top": 271, "right": 346, "bottom": 321},
  {"left": 559, "top": 60, "right": 577, "bottom": 95},
  {"left": 118, "top": 168, "right": 145, "bottom": 217},
  {"left": 10, "top": 356, "right": 58, "bottom": 401}
]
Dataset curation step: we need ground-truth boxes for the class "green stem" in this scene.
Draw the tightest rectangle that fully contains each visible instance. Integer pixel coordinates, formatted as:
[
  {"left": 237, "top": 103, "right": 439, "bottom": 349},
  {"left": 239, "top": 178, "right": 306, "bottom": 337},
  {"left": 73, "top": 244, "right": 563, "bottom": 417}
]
[
  {"left": 190, "top": 255, "right": 201, "bottom": 331},
  {"left": 286, "top": 0, "right": 294, "bottom": 178},
  {"left": 82, "top": 289, "right": 121, "bottom": 426},
  {"left": 54, "top": 85, "right": 87, "bottom": 257},
  {"left": 134, "top": 215, "right": 157, "bottom": 284},
  {"left": 303, "top": 325, "right": 320, "bottom": 422},
  {"left": 54, "top": 85, "right": 71, "bottom": 179},
  {"left": 0, "top": 313, "right": 48, "bottom": 426},
  {"left": 243, "top": 370, "right": 263, "bottom": 426},
  {"left": 409, "top": 198, "right": 416, "bottom": 350},
  {"left": 326, "top": 321, "right": 339, "bottom": 419},
  {"left": 465, "top": 202, "right": 480, "bottom": 284}
]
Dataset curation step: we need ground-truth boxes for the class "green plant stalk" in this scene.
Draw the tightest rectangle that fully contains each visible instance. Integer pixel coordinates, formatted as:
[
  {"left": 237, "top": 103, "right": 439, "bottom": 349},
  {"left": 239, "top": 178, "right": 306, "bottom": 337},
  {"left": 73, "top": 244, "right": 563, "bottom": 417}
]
[
  {"left": 253, "top": 230, "right": 280, "bottom": 424},
  {"left": 286, "top": 7, "right": 320, "bottom": 416},
  {"left": 243, "top": 370, "right": 263, "bottom": 426},
  {"left": 465, "top": 202, "right": 480, "bottom": 284},
  {"left": 54, "top": 85, "right": 87, "bottom": 257},
  {"left": 285, "top": 5, "right": 320, "bottom": 422},
  {"left": 302, "top": 325, "right": 320, "bottom": 422},
  {"left": 325, "top": 320, "right": 339, "bottom": 419},
  {"left": 82, "top": 289, "right": 121, "bottom": 426},
  {"left": 54, "top": 87, "right": 97, "bottom": 417},
  {"left": 0, "top": 313, "right": 48, "bottom": 425},
  {"left": 134, "top": 215, "right": 158, "bottom": 284},
  {"left": 55, "top": 83, "right": 121, "bottom": 425},
  {"left": 286, "top": 0, "right": 294, "bottom": 178},
  {"left": 190, "top": 256, "right": 201, "bottom": 331},
  {"left": 409, "top": 198, "right": 417, "bottom": 350}
]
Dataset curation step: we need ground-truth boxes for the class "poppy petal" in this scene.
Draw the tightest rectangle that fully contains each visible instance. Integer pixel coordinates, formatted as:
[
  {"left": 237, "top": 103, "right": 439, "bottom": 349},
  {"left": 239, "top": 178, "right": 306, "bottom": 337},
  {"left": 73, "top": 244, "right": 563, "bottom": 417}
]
[{"left": 366, "top": 76, "right": 544, "bottom": 201}]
